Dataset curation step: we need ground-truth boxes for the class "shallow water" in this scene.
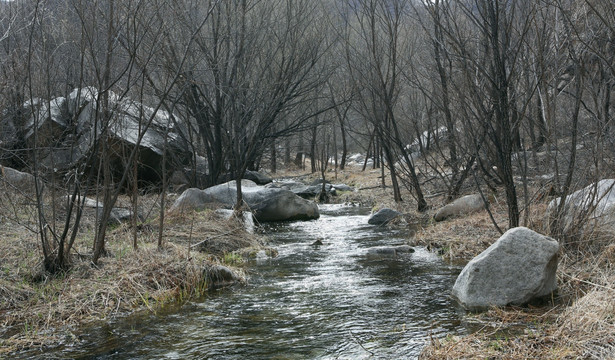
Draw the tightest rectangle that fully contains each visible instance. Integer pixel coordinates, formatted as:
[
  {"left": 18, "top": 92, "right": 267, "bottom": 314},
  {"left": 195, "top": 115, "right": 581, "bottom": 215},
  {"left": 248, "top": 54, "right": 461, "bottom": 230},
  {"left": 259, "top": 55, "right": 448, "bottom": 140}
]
[{"left": 32, "top": 204, "right": 465, "bottom": 359}]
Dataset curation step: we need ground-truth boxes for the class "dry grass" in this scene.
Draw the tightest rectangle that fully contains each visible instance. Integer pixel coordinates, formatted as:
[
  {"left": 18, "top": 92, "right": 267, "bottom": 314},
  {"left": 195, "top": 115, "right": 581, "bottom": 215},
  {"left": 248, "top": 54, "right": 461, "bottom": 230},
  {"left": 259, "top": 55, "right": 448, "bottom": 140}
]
[
  {"left": 0, "top": 242, "right": 221, "bottom": 354},
  {"left": 421, "top": 282, "right": 615, "bottom": 360},
  {"left": 410, "top": 207, "right": 506, "bottom": 261},
  {"left": 0, "top": 188, "right": 263, "bottom": 354}
]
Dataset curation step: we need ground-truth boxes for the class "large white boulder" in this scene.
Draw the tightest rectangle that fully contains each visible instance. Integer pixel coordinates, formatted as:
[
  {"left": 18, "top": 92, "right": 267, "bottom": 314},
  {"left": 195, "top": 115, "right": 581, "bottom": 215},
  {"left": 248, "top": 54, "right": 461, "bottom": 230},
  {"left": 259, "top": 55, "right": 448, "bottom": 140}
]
[
  {"left": 548, "top": 179, "right": 615, "bottom": 231},
  {"left": 452, "top": 227, "right": 559, "bottom": 311},
  {"left": 13, "top": 87, "right": 191, "bottom": 184}
]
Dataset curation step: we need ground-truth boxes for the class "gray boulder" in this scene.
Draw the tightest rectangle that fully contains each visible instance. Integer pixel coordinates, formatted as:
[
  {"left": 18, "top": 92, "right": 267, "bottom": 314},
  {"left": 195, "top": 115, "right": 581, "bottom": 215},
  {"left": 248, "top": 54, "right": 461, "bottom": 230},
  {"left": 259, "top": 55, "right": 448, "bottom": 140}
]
[
  {"left": 23, "top": 97, "right": 67, "bottom": 145},
  {"left": 548, "top": 179, "right": 615, "bottom": 232},
  {"left": 220, "top": 170, "right": 273, "bottom": 186},
  {"left": 99, "top": 208, "right": 138, "bottom": 225},
  {"left": 171, "top": 187, "right": 219, "bottom": 212},
  {"left": 294, "top": 184, "right": 335, "bottom": 198},
  {"left": 268, "top": 181, "right": 337, "bottom": 199},
  {"left": 365, "top": 247, "right": 397, "bottom": 259},
  {"left": 434, "top": 194, "right": 486, "bottom": 222},
  {"left": 310, "top": 178, "right": 329, "bottom": 186},
  {"left": 61, "top": 194, "right": 138, "bottom": 225},
  {"left": 171, "top": 154, "right": 210, "bottom": 191},
  {"left": 267, "top": 180, "right": 305, "bottom": 191},
  {"left": 171, "top": 180, "right": 319, "bottom": 222},
  {"left": 452, "top": 227, "right": 559, "bottom": 311},
  {"left": 332, "top": 184, "right": 354, "bottom": 192},
  {"left": 0, "top": 110, "right": 21, "bottom": 153},
  {"left": 368, "top": 208, "right": 402, "bottom": 225},
  {"left": 0, "top": 166, "right": 40, "bottom": 193}
]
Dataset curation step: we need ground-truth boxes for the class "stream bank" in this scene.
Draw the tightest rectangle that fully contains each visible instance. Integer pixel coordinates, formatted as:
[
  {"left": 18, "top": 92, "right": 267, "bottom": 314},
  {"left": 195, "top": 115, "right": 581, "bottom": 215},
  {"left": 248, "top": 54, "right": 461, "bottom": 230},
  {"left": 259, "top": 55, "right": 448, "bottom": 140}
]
[{"left": 19, "top": 204, "right": 465, "bottom": 359}]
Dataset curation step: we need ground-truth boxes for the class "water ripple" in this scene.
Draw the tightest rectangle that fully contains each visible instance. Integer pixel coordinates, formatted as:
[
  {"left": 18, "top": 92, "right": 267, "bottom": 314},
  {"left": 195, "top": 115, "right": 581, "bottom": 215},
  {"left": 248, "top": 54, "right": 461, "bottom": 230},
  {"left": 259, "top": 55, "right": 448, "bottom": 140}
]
[{"left": 38, "top": 205, "right": 465, "bottom": 360}]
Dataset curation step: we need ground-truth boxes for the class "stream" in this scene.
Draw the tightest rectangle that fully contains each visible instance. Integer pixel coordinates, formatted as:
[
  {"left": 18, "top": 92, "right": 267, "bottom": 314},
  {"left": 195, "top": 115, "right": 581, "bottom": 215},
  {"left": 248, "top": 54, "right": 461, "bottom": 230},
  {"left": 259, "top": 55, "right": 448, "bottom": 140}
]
[{"left": 35, "top": 204, "right": 466, "bottom": 359}]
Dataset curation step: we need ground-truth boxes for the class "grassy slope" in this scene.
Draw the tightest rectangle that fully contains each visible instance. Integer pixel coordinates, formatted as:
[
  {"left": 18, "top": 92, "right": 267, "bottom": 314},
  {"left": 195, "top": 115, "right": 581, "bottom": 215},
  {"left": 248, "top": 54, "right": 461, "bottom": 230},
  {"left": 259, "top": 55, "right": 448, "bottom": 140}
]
[{"left": 0, "top": 192, "right": 260, "bottom": 354}]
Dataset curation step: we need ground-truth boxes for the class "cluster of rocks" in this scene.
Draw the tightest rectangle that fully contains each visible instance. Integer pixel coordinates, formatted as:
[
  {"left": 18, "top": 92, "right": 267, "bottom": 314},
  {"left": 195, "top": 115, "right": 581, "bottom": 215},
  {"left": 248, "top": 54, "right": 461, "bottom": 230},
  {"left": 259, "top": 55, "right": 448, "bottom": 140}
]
[
  {"left": 365, "top": 193, "right": 489, "bottom": 227},
  {"left": 360, "top": 194, "right": 567, "bottom": 311},
  {"left": 171, "top": 179, "right": 320, "bottom": 222},
  {"left": 5, "top": 93, "right": 610, "bottom": 306}
]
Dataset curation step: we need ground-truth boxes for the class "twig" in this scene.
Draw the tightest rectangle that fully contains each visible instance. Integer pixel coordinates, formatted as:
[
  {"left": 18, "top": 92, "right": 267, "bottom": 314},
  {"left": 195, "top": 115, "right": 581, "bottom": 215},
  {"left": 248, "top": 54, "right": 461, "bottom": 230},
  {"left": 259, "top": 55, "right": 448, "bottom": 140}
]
[
  {"left": 560, "top": 272, "right": 615, "bottom": 292},
  {"left": 349, "top": 330, "right": 374, "bottom": 356}
]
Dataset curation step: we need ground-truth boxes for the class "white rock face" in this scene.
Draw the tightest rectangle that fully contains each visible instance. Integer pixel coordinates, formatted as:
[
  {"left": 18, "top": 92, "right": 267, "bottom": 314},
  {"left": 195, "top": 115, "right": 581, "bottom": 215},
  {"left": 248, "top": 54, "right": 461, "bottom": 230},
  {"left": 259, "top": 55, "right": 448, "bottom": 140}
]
[
  {"left": 548, "top": 179, "right": 615, "bottom": 231},
  {"left": 17, "top": 87, "right": 190, "bottom": 183},
  {"left": 452, "top": 227, "right": 559, "bottom": 311}
]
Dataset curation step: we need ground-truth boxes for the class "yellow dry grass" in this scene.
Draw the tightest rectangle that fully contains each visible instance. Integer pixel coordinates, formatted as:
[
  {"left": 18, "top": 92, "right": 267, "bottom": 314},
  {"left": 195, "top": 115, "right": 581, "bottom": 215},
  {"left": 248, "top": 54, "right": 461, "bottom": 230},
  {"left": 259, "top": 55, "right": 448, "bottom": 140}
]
[{"left": 0, "top": 190, "right": 260, "bottom": 354}]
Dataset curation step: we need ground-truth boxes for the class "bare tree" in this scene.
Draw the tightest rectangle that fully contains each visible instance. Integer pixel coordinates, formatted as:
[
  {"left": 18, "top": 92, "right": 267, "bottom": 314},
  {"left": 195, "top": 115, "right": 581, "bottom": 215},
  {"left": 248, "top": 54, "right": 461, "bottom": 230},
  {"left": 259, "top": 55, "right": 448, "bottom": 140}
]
[
  {"left": 162, "top": 0, "right": 330, "bottom": 213},
  {"left": 342, "top": 0, "right": 427, "bottom": 210},
  {"left": 428, "top": 0, "right": 541, "bottom": 228}
]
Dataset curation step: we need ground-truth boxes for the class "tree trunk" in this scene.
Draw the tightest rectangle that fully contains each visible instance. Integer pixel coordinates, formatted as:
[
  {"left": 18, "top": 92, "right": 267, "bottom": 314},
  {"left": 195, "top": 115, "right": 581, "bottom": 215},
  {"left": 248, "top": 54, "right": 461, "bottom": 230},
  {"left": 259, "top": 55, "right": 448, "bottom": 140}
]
[
  {"left": 310, "top": 125, "right": 317, "bottom": 173},
  {"left": 339, "top": 118, "right": 347, "bottom": 170},
  {"left": 285, "top": 138, "right": 291, "bottom": 166},
  {"left": 92, "top": 0, "right": 115, "bottom": 264},
  {"left": 432, "top": 0, "right": 459, "bottom": 186},
  {"left": 271, "top": 142, "right": 277, "bottom": 174},
  {"left": 382, "top": 140, "right": 401, "bottom": 202}
]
